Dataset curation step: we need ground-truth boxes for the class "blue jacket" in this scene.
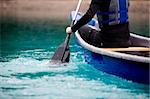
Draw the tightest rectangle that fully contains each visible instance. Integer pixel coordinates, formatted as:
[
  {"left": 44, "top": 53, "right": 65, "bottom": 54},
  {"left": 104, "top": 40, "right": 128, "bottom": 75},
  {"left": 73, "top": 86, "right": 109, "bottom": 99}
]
[
  {"left": 96, "top": 0, "right": 129, "bottom": 27},
  {"left": 72, "top": 0, "right": 129, "bottom": 31},
  {"left": 72, "top": 0, "right": 130, "bottom": 47}
]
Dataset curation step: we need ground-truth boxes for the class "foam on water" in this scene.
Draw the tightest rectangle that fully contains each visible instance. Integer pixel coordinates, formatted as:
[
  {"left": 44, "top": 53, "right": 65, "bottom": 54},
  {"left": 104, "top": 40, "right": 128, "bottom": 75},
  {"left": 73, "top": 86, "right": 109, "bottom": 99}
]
[{"left": 0, "top": 49, "right": 149, "bottom": 99}]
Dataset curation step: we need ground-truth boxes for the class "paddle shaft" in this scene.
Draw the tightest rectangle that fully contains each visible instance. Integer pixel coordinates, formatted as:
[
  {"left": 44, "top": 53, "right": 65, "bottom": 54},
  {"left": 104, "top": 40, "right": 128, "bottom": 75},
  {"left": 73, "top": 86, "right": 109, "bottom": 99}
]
[{"left": 61, "top": 0, "right": 82, "bottom": 61}]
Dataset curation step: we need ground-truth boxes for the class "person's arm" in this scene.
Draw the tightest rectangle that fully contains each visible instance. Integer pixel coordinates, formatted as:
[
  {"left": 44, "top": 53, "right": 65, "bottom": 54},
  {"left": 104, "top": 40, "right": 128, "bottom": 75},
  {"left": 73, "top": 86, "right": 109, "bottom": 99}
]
[{"left": 71, "top": 1, "right": 100, "bottom": 32}]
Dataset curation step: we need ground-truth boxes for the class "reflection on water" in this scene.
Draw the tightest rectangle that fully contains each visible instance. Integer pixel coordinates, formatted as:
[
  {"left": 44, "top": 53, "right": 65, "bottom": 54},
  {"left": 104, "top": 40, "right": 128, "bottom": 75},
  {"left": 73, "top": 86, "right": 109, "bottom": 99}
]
[{"left": 1, "top": 18, "right": 68, "bottom": 61}]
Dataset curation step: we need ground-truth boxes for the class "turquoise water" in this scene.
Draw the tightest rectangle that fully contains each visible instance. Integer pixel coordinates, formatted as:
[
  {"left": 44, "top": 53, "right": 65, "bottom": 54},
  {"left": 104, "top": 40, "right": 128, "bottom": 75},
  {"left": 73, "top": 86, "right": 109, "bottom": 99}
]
[{"left": 0, "top": 18, "right": 149, "bottom": 99}]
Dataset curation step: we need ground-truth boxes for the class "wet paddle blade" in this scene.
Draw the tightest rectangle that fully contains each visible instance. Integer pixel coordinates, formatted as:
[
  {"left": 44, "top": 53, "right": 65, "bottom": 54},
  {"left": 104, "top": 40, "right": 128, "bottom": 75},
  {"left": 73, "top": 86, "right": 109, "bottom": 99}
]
[
  {"left": 51, "top": 42, "right": 70, "bottom": 63},
  {"left": 61, "top": 48, "right": 70, "bottom": 62}
]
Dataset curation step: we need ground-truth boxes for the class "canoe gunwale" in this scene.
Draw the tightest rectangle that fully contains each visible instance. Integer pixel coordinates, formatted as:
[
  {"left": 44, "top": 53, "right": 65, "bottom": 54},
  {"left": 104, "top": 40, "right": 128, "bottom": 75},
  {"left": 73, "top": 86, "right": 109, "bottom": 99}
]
[
  {"left": 130, "top": 33, "right": 150, "bottom": 41},
  {"left": 75, "top": 31, "right": 150, "bottom": 64}
]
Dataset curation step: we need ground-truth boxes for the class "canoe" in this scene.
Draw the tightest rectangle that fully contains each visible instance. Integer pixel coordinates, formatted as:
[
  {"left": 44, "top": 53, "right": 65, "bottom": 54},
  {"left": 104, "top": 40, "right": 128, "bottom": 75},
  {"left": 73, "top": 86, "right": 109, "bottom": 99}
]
[{"left": 70, "top": 11, "right": 150, "bottom": 84}]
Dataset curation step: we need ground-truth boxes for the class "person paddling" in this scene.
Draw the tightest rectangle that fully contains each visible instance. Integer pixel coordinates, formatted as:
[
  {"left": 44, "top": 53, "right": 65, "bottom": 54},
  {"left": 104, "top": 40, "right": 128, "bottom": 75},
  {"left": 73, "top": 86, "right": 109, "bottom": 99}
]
[{"left": 66, "top": 0, "right": 131, "bottom": 48}]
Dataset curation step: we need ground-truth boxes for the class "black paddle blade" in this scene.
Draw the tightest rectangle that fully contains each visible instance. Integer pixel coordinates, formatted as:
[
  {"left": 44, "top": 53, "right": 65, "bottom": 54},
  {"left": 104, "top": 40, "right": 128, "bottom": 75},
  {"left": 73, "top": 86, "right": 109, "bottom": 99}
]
[
  {"left": 51, "top": 42, "right": 70, "bottom": 63},
  {"left": 61, "top": 48, "right": 70, "bottom": 63}
]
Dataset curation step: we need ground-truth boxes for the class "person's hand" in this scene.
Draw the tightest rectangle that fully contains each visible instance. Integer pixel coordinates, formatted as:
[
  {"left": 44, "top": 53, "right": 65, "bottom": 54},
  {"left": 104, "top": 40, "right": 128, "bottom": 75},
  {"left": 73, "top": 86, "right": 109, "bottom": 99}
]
[{"left": 66, "top": 27, "right": 72, "bottom": 34}]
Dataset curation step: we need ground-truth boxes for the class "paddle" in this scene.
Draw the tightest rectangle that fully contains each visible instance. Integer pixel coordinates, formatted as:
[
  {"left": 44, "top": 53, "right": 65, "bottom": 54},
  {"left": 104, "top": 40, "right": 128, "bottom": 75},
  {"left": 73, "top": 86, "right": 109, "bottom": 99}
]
[{"left": 51, "top": 0, "right": 82, "bottom": 63}]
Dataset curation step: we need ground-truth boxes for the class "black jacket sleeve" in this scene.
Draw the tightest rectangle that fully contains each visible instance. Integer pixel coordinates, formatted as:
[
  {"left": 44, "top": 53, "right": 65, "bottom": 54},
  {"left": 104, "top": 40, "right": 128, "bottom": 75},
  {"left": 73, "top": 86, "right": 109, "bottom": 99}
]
[{"left": 71, "top": 1, "right": 100, "bottom": 32}]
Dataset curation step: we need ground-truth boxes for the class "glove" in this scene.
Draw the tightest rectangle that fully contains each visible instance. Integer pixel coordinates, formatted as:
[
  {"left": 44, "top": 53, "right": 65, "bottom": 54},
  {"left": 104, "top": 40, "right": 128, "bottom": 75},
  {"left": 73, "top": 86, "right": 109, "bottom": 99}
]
[{"left": 66, "top": 27, "right": 72, "bottom": 34}]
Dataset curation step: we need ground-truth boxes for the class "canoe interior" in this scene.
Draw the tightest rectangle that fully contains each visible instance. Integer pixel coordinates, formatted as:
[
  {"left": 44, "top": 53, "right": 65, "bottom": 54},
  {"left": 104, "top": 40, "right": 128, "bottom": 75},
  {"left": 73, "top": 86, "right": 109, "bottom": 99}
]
[
  {"left": 120, "top": 51, "right": 150, "bottom": 57},
  {"left": 78, "top": 25, "right": 150, "bottom": 58}
]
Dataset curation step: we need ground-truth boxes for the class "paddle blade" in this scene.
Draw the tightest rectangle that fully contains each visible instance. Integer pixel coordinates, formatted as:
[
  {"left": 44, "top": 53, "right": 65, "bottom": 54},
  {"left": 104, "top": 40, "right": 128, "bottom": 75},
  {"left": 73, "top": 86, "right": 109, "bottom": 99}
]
[
  {"left": 51, "top": 43, "right": 70, "bottom": 63},
  {"left": 62, "top": 48, "right": 70, "bottom": 62}
]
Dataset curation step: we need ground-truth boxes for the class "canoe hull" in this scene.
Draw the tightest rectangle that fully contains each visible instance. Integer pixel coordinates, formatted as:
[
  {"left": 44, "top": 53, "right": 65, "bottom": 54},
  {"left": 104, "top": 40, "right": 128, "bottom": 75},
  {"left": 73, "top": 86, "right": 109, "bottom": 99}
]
[
  {"left": 82, "top": 48, "right": 149, "bottom": 84},
  {"left": 71, "top": 11, "right": 150, "bottom": 84}
]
